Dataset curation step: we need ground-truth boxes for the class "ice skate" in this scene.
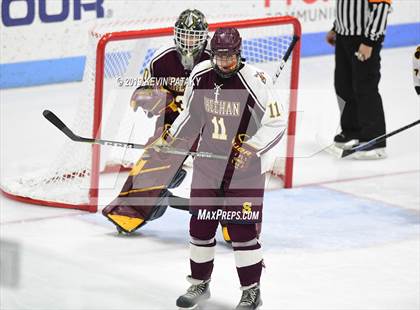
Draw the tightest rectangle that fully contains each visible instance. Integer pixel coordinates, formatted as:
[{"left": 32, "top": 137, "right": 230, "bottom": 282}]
[
  {"left": 235, "top": 283, "right": 262, "bottom": 310},
  {"left": 334, "top": 132, "right": 359, "bottom": 150},
  {"left": 176, "top": 276, "right": 210, "bottom": 309}
]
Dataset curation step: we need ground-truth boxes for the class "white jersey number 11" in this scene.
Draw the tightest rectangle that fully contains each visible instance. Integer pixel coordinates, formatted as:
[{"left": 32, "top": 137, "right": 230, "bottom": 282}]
[{"left": 211, "top": 116, "right": 228, "bottom": 140}]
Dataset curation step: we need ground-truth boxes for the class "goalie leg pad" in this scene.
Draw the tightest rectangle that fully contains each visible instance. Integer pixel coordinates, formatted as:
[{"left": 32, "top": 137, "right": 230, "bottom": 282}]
[
  {"left": 168, "top": 194, "right": 190, "bottom": 211},
  {"left": 221, "top": 224, "right": 232, "bottom": 243},
  {"left": 103, "top": 190, "right": 171, "bottom": 233},
  {"left": 103, "top": 152, "right": 189, "bottom": 233},
  {"left": 108, "top": 215, "right": 144, "bottom": 233},
  {"left": 168, "top": 168, "right": 187, "bottom": 189},
  {"left": 146, "top": 189, "right": 171, "bottom": 221},
  {"left": 102, "top": 203, "right": 146, "bottom": 234}
]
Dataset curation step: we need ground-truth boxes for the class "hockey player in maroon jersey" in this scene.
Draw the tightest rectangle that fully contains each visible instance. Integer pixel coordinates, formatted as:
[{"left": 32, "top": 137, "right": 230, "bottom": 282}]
[
  {"left": 102, "top": 9, "right": 211, "bottom": 234},
  {"left": 171, "top": 28, "right": 286, "bottom": 309}
]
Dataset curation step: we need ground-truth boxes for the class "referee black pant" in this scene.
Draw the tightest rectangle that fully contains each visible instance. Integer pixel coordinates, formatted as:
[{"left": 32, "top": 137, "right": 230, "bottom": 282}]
[{"left": 334, "top": 34, "right": 386, "bottom": 147}]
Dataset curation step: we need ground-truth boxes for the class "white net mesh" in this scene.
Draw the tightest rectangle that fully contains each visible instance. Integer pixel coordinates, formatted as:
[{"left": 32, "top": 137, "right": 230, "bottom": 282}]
[{"left": 0, "top": 17, "right": 299, "bottom": 211}]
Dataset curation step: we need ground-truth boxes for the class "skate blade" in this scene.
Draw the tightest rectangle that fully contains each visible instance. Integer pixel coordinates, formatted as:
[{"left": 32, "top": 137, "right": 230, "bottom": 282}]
[
  {"left": 178, "top": 306, "right": 198, "bottom": 310},
  {"left": 178, "top": 304, "right": 204, "bottom": 310},
  {"left": 353, "top": 148, "right": 387, "bottom": 160},
  {"left": 178, "top": 296, "right": 212, "bottom": 310}
]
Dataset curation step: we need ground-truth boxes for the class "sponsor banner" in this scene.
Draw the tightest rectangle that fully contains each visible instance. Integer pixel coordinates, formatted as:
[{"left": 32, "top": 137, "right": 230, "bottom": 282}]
[
  {"left": 1, "top": 0, "right": 260, "bottom": 63},
  {"left": 1, "top": 0, "right": 419, "bottom": 88},
  {"left": 1, "top": 22, "right": 418, "bottom": 89},
  {"left": 265, "top": 0, "right": 420, "bottom": 29}
]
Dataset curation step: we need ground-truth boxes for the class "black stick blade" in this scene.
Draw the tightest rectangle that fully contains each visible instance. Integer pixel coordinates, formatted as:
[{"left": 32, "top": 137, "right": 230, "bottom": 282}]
[
  {"left": 43, "top": 109, "right": 79, "bottom": 141},
  {"left": 43, "top": 110, "right": 67, "bottom": 131},
  {"left": 341, "top": 119, "right": 420, "bottom": 158}
]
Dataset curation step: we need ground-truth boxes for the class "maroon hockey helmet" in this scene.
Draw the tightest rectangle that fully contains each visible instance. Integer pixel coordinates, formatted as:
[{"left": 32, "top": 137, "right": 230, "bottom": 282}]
[{"left": 210, "top": 27, "right": 242, "bottom": 78}]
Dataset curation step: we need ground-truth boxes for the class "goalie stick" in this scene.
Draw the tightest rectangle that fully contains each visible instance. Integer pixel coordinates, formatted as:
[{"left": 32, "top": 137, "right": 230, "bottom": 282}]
[
  {"left": 42, "top": 110, "right": 228, "bottom": 160},
  {"left": 44, "top": 37, "right": 299, "bottom": 164},
  {"left": 340, "top": 119, "right": 420, "bottom": 158}
]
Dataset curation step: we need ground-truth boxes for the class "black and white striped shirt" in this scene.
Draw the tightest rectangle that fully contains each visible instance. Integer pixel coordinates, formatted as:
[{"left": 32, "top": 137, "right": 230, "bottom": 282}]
[{"left": 333, "top": 0, "right": 392, "bottom": 45}]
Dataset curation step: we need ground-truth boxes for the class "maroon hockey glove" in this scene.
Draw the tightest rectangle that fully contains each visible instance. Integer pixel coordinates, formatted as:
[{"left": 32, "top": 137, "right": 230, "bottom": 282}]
[{"left": 130, "top": 85, "right": 175, "bottom": 116}]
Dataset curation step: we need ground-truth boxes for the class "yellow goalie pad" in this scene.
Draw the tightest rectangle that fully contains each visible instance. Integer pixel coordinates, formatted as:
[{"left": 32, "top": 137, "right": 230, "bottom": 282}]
[
  {"left": 108, "top": 214, "right": 144, "bottom": 233},
  {"left": 222, "top": 226, "right": 231, "bottom": 243}
]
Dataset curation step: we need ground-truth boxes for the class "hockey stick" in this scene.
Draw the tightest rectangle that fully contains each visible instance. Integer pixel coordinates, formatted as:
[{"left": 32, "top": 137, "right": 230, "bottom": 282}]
[
  {"left": 340, "top": 119, "right": 420, "bottom": 158},
  {"left": 273, "top": 35, "right": 300, "bottom": 84},
  {"left": 42, "top": 110, "right": 228, "bottom": 160}
]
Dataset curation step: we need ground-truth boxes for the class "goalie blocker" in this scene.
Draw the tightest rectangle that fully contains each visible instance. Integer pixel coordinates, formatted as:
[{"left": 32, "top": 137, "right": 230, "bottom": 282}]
[{"left": 130, "top": 85, "right": 178, "bottom": 117}]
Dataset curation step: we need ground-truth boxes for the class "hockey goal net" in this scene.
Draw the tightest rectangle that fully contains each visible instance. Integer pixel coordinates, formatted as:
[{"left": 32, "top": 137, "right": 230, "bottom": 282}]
[{"left": 1, "top": 16, "right": 301, "bottom": 212}]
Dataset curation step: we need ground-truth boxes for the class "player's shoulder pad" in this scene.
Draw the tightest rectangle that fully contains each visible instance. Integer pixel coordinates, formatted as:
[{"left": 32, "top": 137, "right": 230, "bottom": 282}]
[
  {"left": 150, "top": 46, "right": 177, "bottom": 66},
  {"left": 189, "top": 60, "right": 213, "bottom": 82},
  {"left": 238, "top": 64, "right": 273, "bottom": 92},
  {"left": 237, "top": 64, "right": 273, "bottom": 111},
  {"left": 152, "top": 46, "right": 176, "bottom": 60}
]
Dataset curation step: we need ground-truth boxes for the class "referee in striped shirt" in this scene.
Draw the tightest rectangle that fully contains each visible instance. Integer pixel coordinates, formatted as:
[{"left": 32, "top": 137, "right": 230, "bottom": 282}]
[{"left": 326, "top": 0, "right": 392, "bottom": 159}]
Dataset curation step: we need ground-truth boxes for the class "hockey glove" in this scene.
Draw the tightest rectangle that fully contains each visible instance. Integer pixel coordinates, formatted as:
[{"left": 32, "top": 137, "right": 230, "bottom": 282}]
[
  {"left": 130, "top": 85, "right": 175, "bottom": 117},
  {"left": 231, "top": 141, "right": 257, "bottom": 170}
]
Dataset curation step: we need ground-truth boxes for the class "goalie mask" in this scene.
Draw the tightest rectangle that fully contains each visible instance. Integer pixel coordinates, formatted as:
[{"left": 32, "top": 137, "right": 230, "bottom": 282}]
[
  {"left": 174, "top": 9, "right": 208, "bottom": 71},
  {"left": 210, "top": 27, "right": 242, "bottom": 78}
]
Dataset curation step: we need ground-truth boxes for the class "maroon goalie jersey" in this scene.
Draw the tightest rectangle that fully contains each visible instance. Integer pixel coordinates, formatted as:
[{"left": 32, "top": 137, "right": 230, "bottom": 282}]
[{"left": 169, "top": 60, "right": 287, "bottom": 180}]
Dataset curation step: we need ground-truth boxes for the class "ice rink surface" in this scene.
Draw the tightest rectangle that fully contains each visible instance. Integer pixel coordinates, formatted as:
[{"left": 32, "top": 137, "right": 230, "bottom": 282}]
[{"left": 1, "top": 46, "right": 419, "bottom": 309}]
